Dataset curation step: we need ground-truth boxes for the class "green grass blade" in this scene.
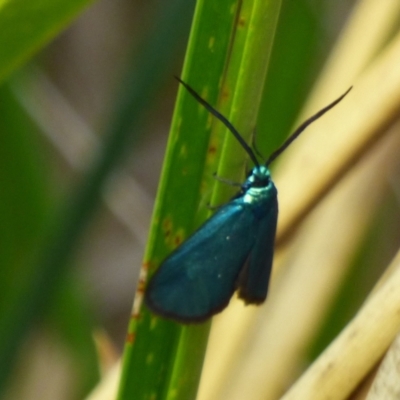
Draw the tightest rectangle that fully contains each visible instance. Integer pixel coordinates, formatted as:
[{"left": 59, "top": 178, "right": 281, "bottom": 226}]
[
  {"left": 0, "top": 0, "right": 96, "bottom": 83},
  {"left": 0, "top": 81, "right": 54, "bottom": 393},
  {"left": 257, "top": 0, "right": 326, "bottom": 156},
  {"left": 118, "top": 1, "right": 282, "bottom": 399},
  {"left": 0, "top": 74, "right": 99, "bottom": 397},
  {"left": 117, "top": 0, "right": 239, "bottom": 397}
]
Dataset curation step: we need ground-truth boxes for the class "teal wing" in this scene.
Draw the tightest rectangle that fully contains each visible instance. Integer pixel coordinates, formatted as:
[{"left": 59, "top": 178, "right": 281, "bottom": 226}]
[
  {"left": 236, "top": 194, "right": 278, "bottom": 304},
  {"left": 145, "top": 200, "right": 260, "bottom": 323}
]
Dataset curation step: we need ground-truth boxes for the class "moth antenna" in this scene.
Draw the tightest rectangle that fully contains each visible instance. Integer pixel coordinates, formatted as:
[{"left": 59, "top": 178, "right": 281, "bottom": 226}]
[
  {"left": 266, "top": 87, "right": 352, "bottom": 165},
  {"left": 176, "top": 77, "right": 260, "bottom": 168}
]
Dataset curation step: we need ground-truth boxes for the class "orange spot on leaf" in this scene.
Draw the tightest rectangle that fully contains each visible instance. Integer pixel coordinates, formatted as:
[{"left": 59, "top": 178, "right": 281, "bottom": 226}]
[
  {"left": 162, "top": 218, "right": 174, "bottom": 241},
  {"left": 221, "top": 88, "right": 230, "bottom": 104},
  {"left": 137, "top": 281, "right": 146, "bottom": 293},
  {"left": 174, "top": 235, "right": 183, "bottom": 247},
  {"left": 141, "top": 261, "right": 150, "bottom": 270},
  {"left": 126, "top": 333, "right": 136, "bottom": 344},
  {"left": 208, "top": 145, "right": 217, "bottom": 155}
]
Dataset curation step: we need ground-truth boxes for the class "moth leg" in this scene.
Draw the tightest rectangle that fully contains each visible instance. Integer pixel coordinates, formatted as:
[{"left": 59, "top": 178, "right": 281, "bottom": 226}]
[{"left": 212, "top": 172, "right": 242, "bottom": 187}]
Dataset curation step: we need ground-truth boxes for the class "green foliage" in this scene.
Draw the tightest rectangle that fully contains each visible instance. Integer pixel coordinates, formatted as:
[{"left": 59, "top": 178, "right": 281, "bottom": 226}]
[
  {"left": 117, "top": 1, "right": 282, "bottom": 399},
  {"left": 0, "top": 0, "right": 96, "bottom": 82}
]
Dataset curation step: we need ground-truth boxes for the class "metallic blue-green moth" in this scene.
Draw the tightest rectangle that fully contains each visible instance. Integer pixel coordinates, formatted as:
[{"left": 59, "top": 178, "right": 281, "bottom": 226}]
[{"left": 145, "top": 78, "right": 351, "bottom": 323}]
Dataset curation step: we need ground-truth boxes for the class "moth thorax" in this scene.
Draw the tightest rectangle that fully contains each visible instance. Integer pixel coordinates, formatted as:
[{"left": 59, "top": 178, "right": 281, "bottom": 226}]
[
  {"left": 243, "top": 185, "right": 271, "bottom": 204},
  {"left": 248, "top": 165, "right": 271, "bottom": 188}
]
